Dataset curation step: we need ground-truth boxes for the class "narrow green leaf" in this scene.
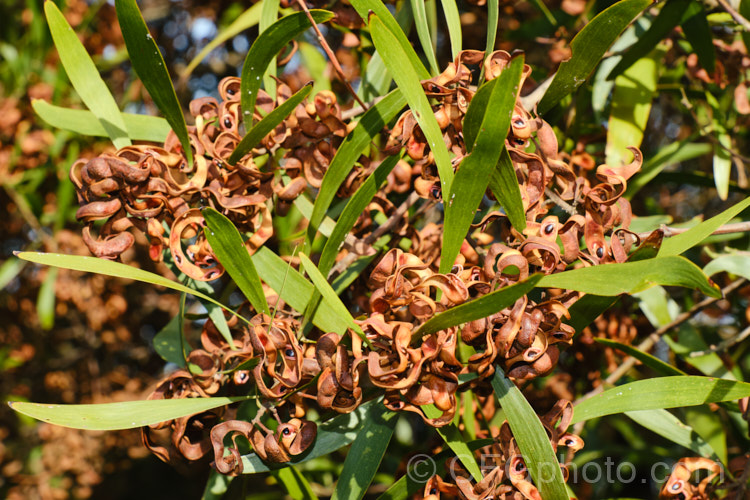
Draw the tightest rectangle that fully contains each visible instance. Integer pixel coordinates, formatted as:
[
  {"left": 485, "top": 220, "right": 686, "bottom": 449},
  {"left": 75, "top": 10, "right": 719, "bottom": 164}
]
[
  {"left": 15, "top": 251, "right": 246, "bottom": 325},
  {"left": 625, "top": 409, "right": 719, "bottom": 460},
  {"left": 318, "top": 155, "right": 399, "bottom": 276},
  {"left": 684, "top": 405, "right": 728, "bottom": 465},
  {"left": 594, "top": 338, "right": 685, "bottom": 376},
  {"left": 358, "top": 2, "right": 415, "bottom": 101},
  {"left": 607, "top": 0, "right": 690, "bottom": 80},
  {"left": 370, "top": 15, "right": 454, "bottom": 195},
  {"left": 537, "top": 256, "right": 721, "bottom": 298},
  {"left": 439, "top": 0, "right": 462, "bottom": 59},
  {"left": 410, "top": 0, "right": 440, "bottom": 75},
  {"left": 202, "top": 471, "right": 233, "bottom": 500},
  {"left": 307, "top": 90, "right": 406, "bottom": 245},
  {"left": 658, "top": 196, "right": 750, "bottom": 257},
  {"left": 240, "top": 10, "right": 334, "bottom": 131},
  {"left": 183, "top": 2, "right": 263, "bottom": 78},
  {"left": 414, "top": 275, "right": 542, "bottom": 338},
  {"left": 491, "top": 371, "right": 568, "bottom": 500},
  {"left": 423, "top": 405, "right": 482, "bottom": 481},
  {"left": 115, "top": 0, "right": 192, "bottom": 165},
  {"left": 704, "top": 254, "right": 750, "bottom": 280},
  {"left": 203, "top": 208, "right": 269, "bottom": 315},
  {"left": 0, "top": 256, "right": 26, "bottom": 291},
  {"left": 44, "top": 1, "right": 130, "bottom": 149},
  {"left": 713, "top": 130, "right": 732, "bottom": 201},
  {"left": 298, "top": 253, "right": 370, "bottom": 346},
  {"left": 37, "top": 267, "right": 57, "bottom": 330},
  {"left": 228, "top": 83, "right": 312, "bottom": 165},
  {"left": 480, "top": 0, "right": 499, "bottom": 83},
  {"left": 274, "top": 466, "right": 318, "bottom": 500},
  {"left": 9, "top": 396, "right": 251, "bottom": 431},
  {"left": 250, "top": 247, "right": 346, "bottom": 334},
  {"left": 442, "top": 58, "right": 524, "bottom": 273},
  {"left": 260, "top": 0, "right": 281, "bottom": 98},
  {"left": 32, "top": 99, "right": 171, "bottom": 142},
  {"left": 572, "top": 376, "right": 750, "bottom": 424},
  {"left": 681, "top": 2, "right": 715, "bottom": 74},
  {"left": 606, "top": 47, "right": 663, "bottom": 166},
  {"left": 349, "top": 0, "right": 430, "bottom": 81},
  {"left": 241, "top": 399, "right": 379, "bottom": 473},
  {"left": 332, "top": 405, "right": 397, "bottom": 500},
  {"left": 153, "top": 311, "right": 190, "bottom": 368},
  {"left": 538, "top": 0, "right": 651, "bottom": 114},
  {"left": 488, "top": 148, "right": 526, "bottom": 232},
  {"left": 625, "top": 140, "right": 712, "bottom": 199}
]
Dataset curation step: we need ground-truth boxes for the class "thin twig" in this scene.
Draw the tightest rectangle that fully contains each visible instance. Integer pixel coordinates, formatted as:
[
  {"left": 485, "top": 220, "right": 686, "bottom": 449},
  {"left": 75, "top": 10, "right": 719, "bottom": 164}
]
[
  {"left": 330, "top": 191, "right": 421, "bottom": 277},
  {"left": 295, "top": 0, "right": 368, "bottom": 110},
  {"left": 716, "top": 0, "right": 750, "bottom": 32},
  {"left": 689, "top": 324, "right": 750, "bottom": 357},
  {"left": 575, "top": 277, "right": 747, "bottom": 405},
  {"left": 636, "top": 221, "right": 750, "bottom": 240},
  {"left": 545, "top": 187, "right": 577, "bottom": 215},
  {"left": 566, "top": 277, "right": 748, "bottom": 460}
]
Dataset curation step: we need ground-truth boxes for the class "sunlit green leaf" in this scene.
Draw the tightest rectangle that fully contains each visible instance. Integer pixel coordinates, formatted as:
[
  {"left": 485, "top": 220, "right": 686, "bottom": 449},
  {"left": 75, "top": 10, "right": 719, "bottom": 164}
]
[
  {"left": 116, "top": 0, "right": 192, "bottom": 165},
  {"left": 15, "top": 251, "right": 246, "bottom": 324},
  {"left": 45, "top": 1, "right": 130, "bottom": 149},
  {"left": 606, "top": 47, "right": 663, "bottom": 166},
  {"left": 423, "top": 405, "right": 482, "bottom": 481},
  {"left": 572, "top": 376, "right": 750, "bottom": 424},
  {"left": 537, "top": 256, "right": 720, "bottom": 298},
  {"left": 439, "top": 0, "right": 461, "bottom": 59},
  {"left": 713, "top": 130, "right": 732, "bottom": 201},
  {"left": 228, "top": 83, "right": 312, "bottom": 166},
  {"left": 298, "top": 253, "right": 370, "bottom": 346},
  {"left": 414, "top": 275, "right": 542, "bottom": 338},
  {"left": 9, "top": 396, "right": 251, "bottom": 430},
  {"left": 492, "top": 371, "right": 568, "bottom": 500},
  {"left": 704, "top": 254, "right": 750, "bottom": 280},
  {"left": 442, "top": 57, "right": 524, "bottom": 272},
  {"left": 370, "top": 14, "right": 454, "bottom": 195},
  {"left": 274, "top": 466, "right": 318, "bottom": 500},
  {"left": 658, "top": 197, "right": 750, "bottom": 257},
  {"left": 625, "top": 409, "right": 719, "bottom": 460},
  {"left": 538, "top": 0, "right": 651, "bottom": 113},
  {"left": 307, "top": 90, "right": 406, "bottom": 246},
  {"left": 32, "top": 99, "right": 171, "bottom": 142},
  {"left": 203, "top": 207, "right": 270, "bottom": 315},
  {"left": 250, "top": 247, "right": 345, "bottom": 334},
  {"left": 594, "top": 338, "right": 685, "bottom": 376},
  {"left": 410, "top": 0, "right": 439, "bottom": 75},
  {"left": 240, "top": 10, "right": 334, "bottom": 131},
  {"left": 318, "top": 155, "right": 399, "bottom": 276},
  {"left": 349, "top": 0, "right": 430, "bottom": 81}
]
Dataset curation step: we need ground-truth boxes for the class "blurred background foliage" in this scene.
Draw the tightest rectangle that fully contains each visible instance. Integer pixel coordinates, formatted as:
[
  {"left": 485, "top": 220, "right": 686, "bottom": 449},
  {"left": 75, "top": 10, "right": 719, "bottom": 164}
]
[{"left": 0, "top": 0, "right": 749, "bottom": 499}]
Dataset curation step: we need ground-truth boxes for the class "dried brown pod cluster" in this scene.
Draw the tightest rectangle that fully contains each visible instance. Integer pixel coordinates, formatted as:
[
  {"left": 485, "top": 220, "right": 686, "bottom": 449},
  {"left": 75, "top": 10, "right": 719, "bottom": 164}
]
[{"left": 66, "top": 48, "right": 657, "bottom": 484}]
